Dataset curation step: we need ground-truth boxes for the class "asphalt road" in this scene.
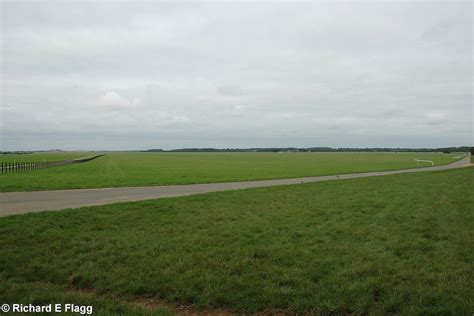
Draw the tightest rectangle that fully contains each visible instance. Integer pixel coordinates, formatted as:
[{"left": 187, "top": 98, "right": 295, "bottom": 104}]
[{"left": 1, "top": 154, "right": 471, "bottom": 217}]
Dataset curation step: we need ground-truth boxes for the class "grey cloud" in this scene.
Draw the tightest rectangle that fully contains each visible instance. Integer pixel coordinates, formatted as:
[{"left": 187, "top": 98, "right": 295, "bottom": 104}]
[
  {"left": 1, "top": 1, "right": 472, "bottom": 150},
  {"left": 217, "top": 85, "right": 244, "bottom": 97}
]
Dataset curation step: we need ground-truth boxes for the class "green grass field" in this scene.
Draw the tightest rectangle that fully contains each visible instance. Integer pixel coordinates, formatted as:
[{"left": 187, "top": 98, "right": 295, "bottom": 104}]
[
  {"left": 1, "top": 167, "right": 472, "bottom": 315},
  {"left": 0, "top": 152, "right": 92, "bottom": 163},
  {"left": 0, "top": 152, "right": 464, "bottom": 192}
]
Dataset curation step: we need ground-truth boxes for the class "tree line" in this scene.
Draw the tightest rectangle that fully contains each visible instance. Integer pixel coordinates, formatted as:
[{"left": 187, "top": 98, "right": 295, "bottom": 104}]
[{"left": 143, "top": 146, "right": 472, "bottom": 153}]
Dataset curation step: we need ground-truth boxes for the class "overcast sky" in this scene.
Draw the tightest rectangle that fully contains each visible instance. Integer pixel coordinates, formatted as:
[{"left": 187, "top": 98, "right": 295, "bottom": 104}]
[{"left": 1, "top": 1, "right": 472, "bottom": 150}]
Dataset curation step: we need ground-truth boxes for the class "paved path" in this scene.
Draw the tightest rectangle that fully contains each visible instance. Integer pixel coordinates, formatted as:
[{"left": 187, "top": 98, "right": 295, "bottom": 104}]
[{"left": 1, "top": 155, "right": 471, "bottom": 217}]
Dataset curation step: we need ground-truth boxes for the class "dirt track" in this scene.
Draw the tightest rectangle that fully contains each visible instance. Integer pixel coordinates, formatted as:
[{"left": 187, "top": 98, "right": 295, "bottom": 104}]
[{"left": 1, "top": 154, "right": 471, "bottom": 217}]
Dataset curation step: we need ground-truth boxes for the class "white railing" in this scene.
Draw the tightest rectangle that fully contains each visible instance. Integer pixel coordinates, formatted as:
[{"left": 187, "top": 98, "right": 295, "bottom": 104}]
[{"left": 414, "top": 159, "right": 434, "bottom": 167}]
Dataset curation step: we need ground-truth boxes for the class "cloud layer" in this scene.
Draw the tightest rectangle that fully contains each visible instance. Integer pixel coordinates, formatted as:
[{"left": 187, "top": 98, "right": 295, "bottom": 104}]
[{"left": 1, "top": 1, "right": 472, "bottom": 150}]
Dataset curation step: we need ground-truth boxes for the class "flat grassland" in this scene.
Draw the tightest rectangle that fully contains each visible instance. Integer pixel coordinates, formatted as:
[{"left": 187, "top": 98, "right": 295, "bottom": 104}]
[
  {"left": 0, "top": 152, "right": 463, "bottom": 192},
  {"left": 0, "top": 167, "right": 472, "bottom": 315},
  {"left": 0, "top": 152, "right": 93, "bottom": 163}
]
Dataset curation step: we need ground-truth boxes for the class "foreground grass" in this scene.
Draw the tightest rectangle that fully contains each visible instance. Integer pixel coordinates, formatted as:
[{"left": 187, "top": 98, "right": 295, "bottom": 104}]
[
  {"left": 0, "top": 280, "right": 171, "bottom": 315},
  {"left": 0, "top": 152, "right": 463, "bottom": 192},
  {"left": 1, "top": 167, "right": 472, "bottom": 314}
]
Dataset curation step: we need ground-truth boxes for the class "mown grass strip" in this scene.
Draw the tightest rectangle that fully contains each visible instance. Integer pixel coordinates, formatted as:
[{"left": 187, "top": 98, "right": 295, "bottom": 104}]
[{"left": 0, "top": 152, "right": 464, "bottom": 192}]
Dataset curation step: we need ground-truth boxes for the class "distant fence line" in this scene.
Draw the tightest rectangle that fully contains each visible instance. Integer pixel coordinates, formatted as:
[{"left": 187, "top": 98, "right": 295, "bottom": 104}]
[{"left": 0, "top": 154, "right": 104, "bottom": 174}]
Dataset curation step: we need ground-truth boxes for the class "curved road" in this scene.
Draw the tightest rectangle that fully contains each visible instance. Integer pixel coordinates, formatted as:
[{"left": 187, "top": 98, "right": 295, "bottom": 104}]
[{"left": 1, "top": 154, "right": 471, "bottom": 217}]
